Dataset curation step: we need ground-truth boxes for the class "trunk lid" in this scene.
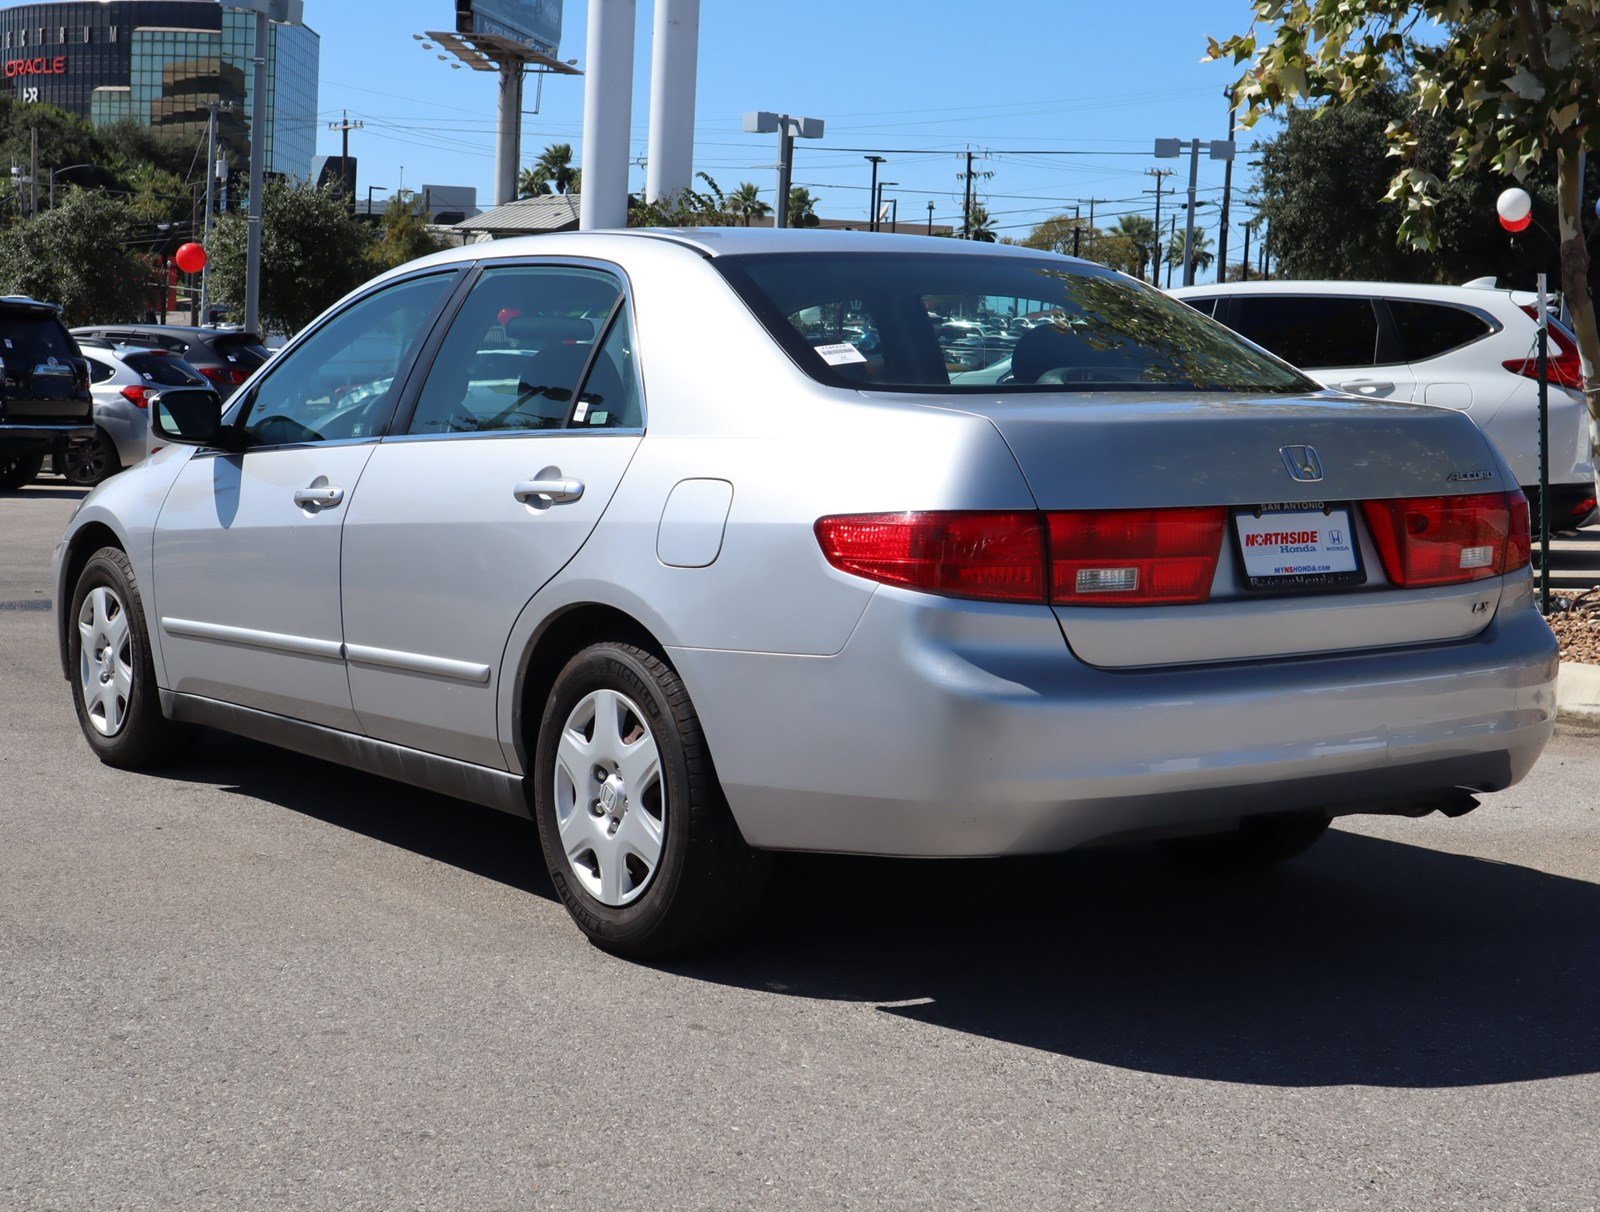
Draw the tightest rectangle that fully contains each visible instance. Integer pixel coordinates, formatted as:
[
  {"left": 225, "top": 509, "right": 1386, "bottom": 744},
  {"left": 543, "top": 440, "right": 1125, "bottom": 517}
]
[{"left": 891, "top": 389, "right": 1515, "bottom": 667}]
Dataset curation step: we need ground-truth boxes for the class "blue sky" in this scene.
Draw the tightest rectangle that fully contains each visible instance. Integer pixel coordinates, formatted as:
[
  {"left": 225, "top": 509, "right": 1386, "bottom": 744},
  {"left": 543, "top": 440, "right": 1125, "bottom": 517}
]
[{"left": 310, "top": 0, "right": 1269, "bottom": 262}]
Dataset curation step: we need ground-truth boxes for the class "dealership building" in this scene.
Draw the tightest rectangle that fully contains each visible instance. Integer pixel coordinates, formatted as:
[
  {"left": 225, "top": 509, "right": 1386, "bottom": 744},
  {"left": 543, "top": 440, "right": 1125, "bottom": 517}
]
[{"left": 0, "top": 1, "right": 319, "bottom": 178}]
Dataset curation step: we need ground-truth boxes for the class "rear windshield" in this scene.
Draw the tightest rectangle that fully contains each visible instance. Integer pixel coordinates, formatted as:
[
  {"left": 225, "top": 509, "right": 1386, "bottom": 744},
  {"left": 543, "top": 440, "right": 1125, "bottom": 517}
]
[
  {"left": 714, "top": 252, "right": 1313, "bottom": 394},
  {"left": 0, "top": 309, "right": 76, "bottom": 365},
  {"left": 122, "top": 350, "right": 205, "bottom": 386},
  {"left": 211, "top": 335, "right": 268, "bottom": 370}
]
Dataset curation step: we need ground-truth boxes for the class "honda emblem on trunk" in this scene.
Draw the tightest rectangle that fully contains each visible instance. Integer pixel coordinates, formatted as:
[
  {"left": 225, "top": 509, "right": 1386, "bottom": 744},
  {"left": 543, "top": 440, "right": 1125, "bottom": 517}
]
[{"left": 1280, "top": 445, "right": 1324, "bottom": 483}]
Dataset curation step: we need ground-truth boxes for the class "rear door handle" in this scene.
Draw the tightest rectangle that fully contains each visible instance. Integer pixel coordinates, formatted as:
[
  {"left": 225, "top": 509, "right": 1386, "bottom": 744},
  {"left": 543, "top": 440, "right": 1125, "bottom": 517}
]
[
  {"left": 293, "top": 486, "right": 345, "bottom": 508},
  {"left": 1337, "top": 380, "right": 1395, "bottom": 397},
  {"left": 514, "top": 478, "right": 585, "bottom": 506}
]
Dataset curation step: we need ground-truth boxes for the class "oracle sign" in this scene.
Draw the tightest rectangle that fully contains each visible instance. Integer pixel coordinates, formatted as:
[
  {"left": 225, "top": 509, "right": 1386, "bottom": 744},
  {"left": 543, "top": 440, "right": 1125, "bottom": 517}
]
[{"left": 6, "top": 56, "right": 67, "bottom": 79}]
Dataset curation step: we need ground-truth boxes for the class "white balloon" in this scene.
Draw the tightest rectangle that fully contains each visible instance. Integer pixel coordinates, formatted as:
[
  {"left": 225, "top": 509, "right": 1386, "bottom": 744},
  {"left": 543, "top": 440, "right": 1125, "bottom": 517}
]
[{"left": 1497, "top": 187, "right": 1533, "bottom": 222}]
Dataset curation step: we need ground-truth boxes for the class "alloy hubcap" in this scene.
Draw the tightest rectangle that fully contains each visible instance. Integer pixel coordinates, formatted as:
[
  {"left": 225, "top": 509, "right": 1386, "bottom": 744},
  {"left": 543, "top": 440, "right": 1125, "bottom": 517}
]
[
  {"left": 77, "top": 586, "right": 132, "bottom": 736},
  {"left": 553, "top": 688, "right": 665, "bottom": 907}
]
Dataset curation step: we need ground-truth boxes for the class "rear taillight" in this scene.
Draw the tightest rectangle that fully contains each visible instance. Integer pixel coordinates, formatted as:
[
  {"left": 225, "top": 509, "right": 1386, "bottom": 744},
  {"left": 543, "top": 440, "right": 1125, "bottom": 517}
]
[
  {"left": 814, "top": 507, "right": 1228, "bottom": 606},
  {"left": 201, "top": 366, "right": 249, "bottom": 387},
  {"left": 1507, "top": 306, "right": 1585, "bottom": 388},
  {"left": 814, "top": 512, "right": 1047, "bottom": 603},
  {"left": 1360, "top": 491, "right": 1530, "bottom": 588},
  {"left": 119, "top": 384, "right": 150, "bottom": 409},
  {"left": 1048, "top": 507, "right": 1227, "bottom": 605}
]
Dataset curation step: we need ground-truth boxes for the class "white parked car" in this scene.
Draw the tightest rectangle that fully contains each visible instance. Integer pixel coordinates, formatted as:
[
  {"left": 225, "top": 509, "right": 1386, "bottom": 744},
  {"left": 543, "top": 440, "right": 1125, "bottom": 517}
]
[
  {"left": 1169, "top": 280, "right": 1597, "bottom": 529},
  {"left": 63, "top": 342, "right": 209, "bottom": 485}
]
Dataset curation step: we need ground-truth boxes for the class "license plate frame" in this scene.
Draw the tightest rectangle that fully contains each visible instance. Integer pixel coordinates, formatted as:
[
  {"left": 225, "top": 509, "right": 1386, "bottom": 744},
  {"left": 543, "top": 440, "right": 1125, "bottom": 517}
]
[{"left": 1232, "top": 501, "right": 1367, "bottom": 593}]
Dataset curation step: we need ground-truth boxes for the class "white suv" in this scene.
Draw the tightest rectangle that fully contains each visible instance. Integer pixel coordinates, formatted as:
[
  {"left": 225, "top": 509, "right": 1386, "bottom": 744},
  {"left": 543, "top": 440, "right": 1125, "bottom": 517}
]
[{"left": 1171, "top": 280, "right": 1597, "bottom": 529}]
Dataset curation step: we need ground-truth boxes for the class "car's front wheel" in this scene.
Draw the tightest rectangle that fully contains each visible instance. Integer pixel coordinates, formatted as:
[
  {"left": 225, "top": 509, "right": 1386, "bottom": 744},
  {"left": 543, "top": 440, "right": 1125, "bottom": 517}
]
[
  {"left": 59, "top": 430, "right": 121, "bottom": 486},
  {"left": 0, "top": 451, "right": 43, "bottom": 490},
  {"left": 533, "top": 642, "right": 768, "bottom": 958},
  {"left": 68, "top": 546, "right": 187, "bottom": 768}
]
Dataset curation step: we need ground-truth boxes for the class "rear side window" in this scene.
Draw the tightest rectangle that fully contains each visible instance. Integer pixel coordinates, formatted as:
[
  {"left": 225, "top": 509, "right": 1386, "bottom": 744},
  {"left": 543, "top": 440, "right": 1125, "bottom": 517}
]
[
  {"left": 123, "top": 350, "right": 205, "bottom": 386},
  {"left": 86, "top": 356, "right": 117, "bottom": 384},
  {"left": 1388, "top": 301, "right": 1494, "bottom": 362},
  {"left": 0, "top": 310, "right": 76, "bottom": 364},
  {"left": 1226, "top": 296, "right": 1379, "bottom": 369},
  {"left": 211, "top": 335, "right": 268, "bottom": 370}
]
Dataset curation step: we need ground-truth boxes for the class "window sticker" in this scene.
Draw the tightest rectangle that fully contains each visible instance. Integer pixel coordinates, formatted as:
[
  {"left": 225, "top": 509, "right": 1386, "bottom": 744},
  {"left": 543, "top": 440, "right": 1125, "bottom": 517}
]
[
  {"left": 573, "top": 400, "right": 589, "bottom": 422},
  {"left": 814, "top": 342, "right": 867, "bottom": 366}
]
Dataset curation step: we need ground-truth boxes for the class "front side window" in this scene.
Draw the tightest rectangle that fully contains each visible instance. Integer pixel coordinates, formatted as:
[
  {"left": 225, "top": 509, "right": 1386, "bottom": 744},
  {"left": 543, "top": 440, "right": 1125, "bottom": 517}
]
[
  {"left": 714, "top": 252, "right": 1309, "bottom": 394},
  {"left": 406, "top": 266, "right": 623, "bottom": 436},
  {"left": 239, "top": 272, "right": 456, "bottom": 447},
  {"left": 1226, "top": 296, "right": 1380, "bottom": 370}
]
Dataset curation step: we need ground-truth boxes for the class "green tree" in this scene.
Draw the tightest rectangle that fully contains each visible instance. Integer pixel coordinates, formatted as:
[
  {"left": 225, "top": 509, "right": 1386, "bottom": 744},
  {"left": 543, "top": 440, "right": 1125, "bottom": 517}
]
[
  {"left": 517, "top": 166, "right": 551, "bottom": 198},
  {"left": 1210, "top": 1, "right": 1600, "bottom": 425},
  {"left": 0, "top": 188, "right": 145, "bottom": 324},
  {"left": 787, "top": 186, "right": 820, "bottom": 228},
  {"left": 368, "top": 189, "right": 449, "bottom": 272},
  {"left": 122, "top": 162, "right": 193, "bottom": 226},
  {"left": 208, "top": 183, "right": 375, "bottom": 334},
  {"left": 1024, "top": 213, "right": 1093, "bottom": 257},
  {"left": 729, "top": 181, "right": 771, "bottom": 226},
  {"left": 966, "top": 201, "right": 996, "bottom": 241},
  {"left": 1165, "top": 226, "right": 1216, "bottom": 278},
  {"left": 532, "top": 143, "right": 580, "bottom": 195},
  {"left": 1105, "top": 214, "right": 1159, "bottom": 279},
  {"left": 629, "top": 172, "right": 739, "bottom": 227}
]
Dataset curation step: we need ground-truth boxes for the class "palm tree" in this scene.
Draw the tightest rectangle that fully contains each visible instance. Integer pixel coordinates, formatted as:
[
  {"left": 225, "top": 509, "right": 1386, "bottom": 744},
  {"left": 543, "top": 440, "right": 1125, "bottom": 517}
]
[
  {"left": 1110, "top": 214, "right": 1158, "bottom": 280},
  {"left": 787, "top": 186, "right": 820, "bottom": 228},
  {"left": 1165, "top": 226, "right": 1216, "bottom": 278},
  {"left": 516, "top": 167, "right": 551, "bottom": 199},
  {"left": 729, "top": 181, "right": 772, "bottom": 226},
  {"left": 966, "top": 202, "right": 996, "bottom": 242},
  {"left": 532, "top": 143, "right": 579, "bottom": 195}
]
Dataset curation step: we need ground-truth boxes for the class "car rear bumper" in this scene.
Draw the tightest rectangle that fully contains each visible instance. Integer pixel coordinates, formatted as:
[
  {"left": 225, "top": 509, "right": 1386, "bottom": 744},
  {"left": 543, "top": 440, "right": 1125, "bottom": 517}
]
[
  {"left": 674, "top": 576, "right": 1558, "bottom": 857},
  {"left": 0, "top": 421, "right": 95, "bottom": 449}
]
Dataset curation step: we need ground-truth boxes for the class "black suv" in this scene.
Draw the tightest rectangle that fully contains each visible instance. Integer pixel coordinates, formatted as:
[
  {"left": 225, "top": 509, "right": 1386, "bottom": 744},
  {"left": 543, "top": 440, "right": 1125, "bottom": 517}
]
[
  {"left": 70, "top": 324, "right": 269, "bottom": 401},
  {"left": 0, "top": 297, "right": 94, "bottom": 489}
]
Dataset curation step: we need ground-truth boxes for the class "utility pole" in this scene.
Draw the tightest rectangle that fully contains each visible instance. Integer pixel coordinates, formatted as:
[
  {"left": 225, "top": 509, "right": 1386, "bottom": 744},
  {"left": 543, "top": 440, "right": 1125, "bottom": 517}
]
[
  {"left": 1165, "top": 215, "right": 1178, "bottom": 288},
  {"left": 199, "top": 101, "right": 219, "bottom": 324},
  {"left": 1156, "top": 136, "right": 1234, "bottom": 288},
  {"left": 245, "top": 7, "right": 268, "bottom": 336},
  {"left": 1216, "top": 91, "right": 1237, "bottom": 282},
  {"left": 1144, "top": 168, "right": 1174, "bottom": 285},
  {"left": 1240, "top": 217, "right": 1254, "bottom": 282},
  {"left": 926, "top": 199, "right": 934, "bottom": 235},
  {"left": 29, "top": 127, "right": 38, "bottom": 218},
  {"left": 958, "top": 150, "right": 992, "bottom": 239},
  {"left": 864, "top": 155, "right": 885, "bottom": 231},
  {"left": 1071, "top": 202, "right": 1082, "bottom": 258},
  {"left": 327, "top": 109, "right": 364, "bottom": 213}
]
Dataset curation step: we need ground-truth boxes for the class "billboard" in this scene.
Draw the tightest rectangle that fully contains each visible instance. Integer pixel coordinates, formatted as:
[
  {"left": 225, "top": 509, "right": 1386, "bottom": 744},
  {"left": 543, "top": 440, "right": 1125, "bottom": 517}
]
[{"left": 458, "top": 0, "right": 562, "bottom": 55}]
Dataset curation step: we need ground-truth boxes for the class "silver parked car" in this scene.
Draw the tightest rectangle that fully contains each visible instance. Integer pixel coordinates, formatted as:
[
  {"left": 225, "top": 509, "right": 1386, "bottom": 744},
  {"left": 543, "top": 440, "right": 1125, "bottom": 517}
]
[
  {"left": 64, "top": 342, "right": 208, "bottom": 485},
  {"left": 53, "top": 230, "right": 1559, "bottom": 958}
]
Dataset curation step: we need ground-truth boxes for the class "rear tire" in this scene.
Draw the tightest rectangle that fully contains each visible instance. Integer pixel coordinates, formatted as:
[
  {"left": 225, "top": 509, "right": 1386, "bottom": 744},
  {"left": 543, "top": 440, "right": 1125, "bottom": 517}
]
[
  {"left": 67, "top": 546, "right": 190, "bottom": 769},
  {"left": 59, "top": 430, "right": 120, "bottom": 486},
  {"left": 0, "top": 451, "right": 43, "bottom": 489},
  {"left": 1163, "top": 813, "right": 1331, "bottom": 870},
  {"left": 533, "top": 642, "right": 768, "bottom": 958}
]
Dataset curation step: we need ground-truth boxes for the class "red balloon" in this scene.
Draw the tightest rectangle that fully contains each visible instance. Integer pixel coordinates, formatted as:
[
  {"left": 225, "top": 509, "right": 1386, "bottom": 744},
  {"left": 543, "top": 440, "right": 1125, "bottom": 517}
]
[
  {"left": 1499, "top": 212, "right": 1533, "bottom": 233},
  {"left": 174, "top": 242, "right": 208, "bottom": 274},
  {"left": 497, "top": 307, "right": 522, "bottom": 326}
]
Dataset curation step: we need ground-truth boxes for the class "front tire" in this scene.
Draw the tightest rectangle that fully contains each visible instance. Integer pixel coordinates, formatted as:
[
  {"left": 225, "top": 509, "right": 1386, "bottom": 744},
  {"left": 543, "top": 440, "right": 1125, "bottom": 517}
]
[
  {"left": 67, "top": 546, "right": 187, "bottom": 769},
  {"left": 0, "top": 451, "right": 43, "bottom": 489},
  {"left": 533, "top": 642, "right": 768, "bottom": 958},
  {"left": 1163, "top": 813, "right": 1331, "bottom": 869}
]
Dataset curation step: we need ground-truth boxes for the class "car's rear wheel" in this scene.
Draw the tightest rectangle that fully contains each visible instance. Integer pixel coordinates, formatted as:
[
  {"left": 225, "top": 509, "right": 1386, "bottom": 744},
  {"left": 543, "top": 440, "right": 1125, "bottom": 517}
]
[
  {"left": 0, "top": 451, "right": 43, "bottom": 490},
  {"left": 1163, "top": 813, "right": 1331, "bottom": 869},
  {"left": 59, "top": 430, "right": 120, "bottom": 486},
  {"left": 68, "top": 546, "right": 188, "bottom": 769},
  {"left": 533, "top": 642, "right": 768, "bottom": 958}
]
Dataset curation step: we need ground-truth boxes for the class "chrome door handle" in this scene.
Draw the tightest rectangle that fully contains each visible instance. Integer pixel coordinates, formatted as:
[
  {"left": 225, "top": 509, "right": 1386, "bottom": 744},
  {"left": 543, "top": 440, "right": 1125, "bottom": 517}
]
[
  {"left": 514, "top": 478, "right": 585, "bottom": 506},
  {"left": 293, "top": 486, "right": 345, "bottom": 508},
  {"left": 1337, "top": 380, "right": 1394, "bottom": 396}
]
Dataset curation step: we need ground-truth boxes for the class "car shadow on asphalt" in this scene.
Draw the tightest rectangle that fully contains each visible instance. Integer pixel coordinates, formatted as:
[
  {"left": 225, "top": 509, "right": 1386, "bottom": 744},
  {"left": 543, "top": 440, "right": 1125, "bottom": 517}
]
[
  {"left": 3, "top": 487, "right": 90, "bottom": 501},
  {"left": 156, "top": 731, "right": 1598, "bottom": 1090}
]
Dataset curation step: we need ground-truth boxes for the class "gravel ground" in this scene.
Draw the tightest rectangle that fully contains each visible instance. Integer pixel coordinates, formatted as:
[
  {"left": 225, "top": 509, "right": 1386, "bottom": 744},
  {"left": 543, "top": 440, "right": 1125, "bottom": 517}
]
[{"left": 1548, "top": 585, "right": 1600, "bottom": 664}]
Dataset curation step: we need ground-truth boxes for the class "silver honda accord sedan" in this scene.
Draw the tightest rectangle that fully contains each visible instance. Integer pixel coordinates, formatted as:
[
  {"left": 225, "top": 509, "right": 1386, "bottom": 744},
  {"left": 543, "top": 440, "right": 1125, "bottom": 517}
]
[{"left": 53, "top": 229, "right": 1559, "bottom": 956}]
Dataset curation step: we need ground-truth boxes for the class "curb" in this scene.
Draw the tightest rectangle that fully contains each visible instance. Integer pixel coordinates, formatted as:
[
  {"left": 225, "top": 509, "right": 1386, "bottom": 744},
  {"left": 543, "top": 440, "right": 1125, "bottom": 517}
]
[{"left": 1559, "top": 661, "right": 1600, "bottom": 719}]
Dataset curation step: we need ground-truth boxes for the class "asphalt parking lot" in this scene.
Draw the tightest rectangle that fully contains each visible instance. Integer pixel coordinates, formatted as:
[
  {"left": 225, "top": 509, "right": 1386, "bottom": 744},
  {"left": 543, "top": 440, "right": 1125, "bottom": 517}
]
[{"left": 4, "top": 481, "right": 1600, "bottom": 1211}]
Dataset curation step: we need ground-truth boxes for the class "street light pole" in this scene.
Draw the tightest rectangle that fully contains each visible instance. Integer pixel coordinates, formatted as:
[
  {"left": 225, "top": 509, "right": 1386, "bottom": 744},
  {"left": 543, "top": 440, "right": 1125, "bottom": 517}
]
[
  {"left": 864, "top": 155, "right": 885, "bottom": 232},
  {"left": 745, "top": 112, "right": 824, "bottom": 229}
]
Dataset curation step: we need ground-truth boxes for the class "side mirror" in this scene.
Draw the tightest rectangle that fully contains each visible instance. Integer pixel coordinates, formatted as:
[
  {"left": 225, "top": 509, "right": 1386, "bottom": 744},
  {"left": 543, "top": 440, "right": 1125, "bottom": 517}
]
[{"left": 149, "top": 387, "right": 232, "bottom": 449}]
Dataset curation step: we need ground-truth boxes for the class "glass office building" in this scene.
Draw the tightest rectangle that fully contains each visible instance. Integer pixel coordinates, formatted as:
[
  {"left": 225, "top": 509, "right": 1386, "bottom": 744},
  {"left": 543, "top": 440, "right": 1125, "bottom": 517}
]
[{"left": 0, "top": 2, "right": 319, "bottom": 178}]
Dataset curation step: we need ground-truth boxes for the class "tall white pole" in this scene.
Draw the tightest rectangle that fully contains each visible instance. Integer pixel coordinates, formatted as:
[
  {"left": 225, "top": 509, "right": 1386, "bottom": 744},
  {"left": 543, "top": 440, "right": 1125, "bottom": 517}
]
[
  {"left": 1181, "top": 138, "right": 1200, "bottom": 288},
  {"left": 199, "top": 101, "right": 217, "bottom": 323},
  {"left": 495, "top": 63, "right": 524, "bottom": 207},
  {"left": 645, "top": 0, "right": 698, "bottom": 203},
  {"left": 580, "top": 0, "right": 637, "bottom": 230},
  {"left": 244, "top": 10, "right": 269, "bottom": 336}
]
